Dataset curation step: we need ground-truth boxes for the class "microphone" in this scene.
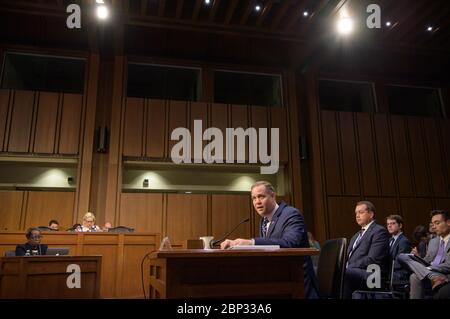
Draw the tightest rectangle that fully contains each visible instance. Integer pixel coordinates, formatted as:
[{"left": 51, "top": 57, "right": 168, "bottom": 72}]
[{"left": 211, "top": 218, "right": 250, "bottom": 247}]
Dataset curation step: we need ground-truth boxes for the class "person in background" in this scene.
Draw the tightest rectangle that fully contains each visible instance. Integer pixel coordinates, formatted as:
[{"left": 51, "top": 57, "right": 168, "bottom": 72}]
[
  {"left": 48, "top": 220, "right": 60, "bottom": 231},
  {"left": 77, "top": 212, "right": 101, "bottom": 232},
  {"left": 103, "top": 222, "right": 112, "bottom": 232},
  {"left": 15, "top": 228, "right": 48, "bottom": 256},
  {"left": 412, "top": 225, "right": 431, "bottom": 258},
  {"left": 386, "top": 214, "right": 411, "bottom": 285}
]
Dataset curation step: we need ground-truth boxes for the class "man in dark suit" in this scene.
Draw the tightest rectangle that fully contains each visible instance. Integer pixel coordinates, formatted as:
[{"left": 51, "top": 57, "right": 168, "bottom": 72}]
[
  {"left": 398, "top": 210, "right": 450, "bottom": 299},
  {"left": 344, "top": 201, "right": 390, "bottom": 299},
  {"left": 15, "top": 227, "right": 48, "bottom": 256},
  {"left": 220, "top": 181, "right": 318, "bottom": 298},
  {"left": 386, "top": 214, "right": 411, "bottom": 285}
]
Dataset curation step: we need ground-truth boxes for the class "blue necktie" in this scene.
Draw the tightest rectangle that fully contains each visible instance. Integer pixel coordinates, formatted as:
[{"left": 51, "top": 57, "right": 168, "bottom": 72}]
[
  {"left": 431, "top": 240, "right": 445, "bottom": 267},
  {"left": 262, "top": 218, "right": 269, "bottom": 238}
]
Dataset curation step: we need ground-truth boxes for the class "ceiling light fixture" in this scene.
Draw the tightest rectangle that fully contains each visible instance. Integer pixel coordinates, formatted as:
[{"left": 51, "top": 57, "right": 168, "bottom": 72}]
[
  {"left": 255, "top": 5, "right": 261, "bottom": 12},
  {"left": 337, "top": 17, "right": 354, "bottom": 35}
]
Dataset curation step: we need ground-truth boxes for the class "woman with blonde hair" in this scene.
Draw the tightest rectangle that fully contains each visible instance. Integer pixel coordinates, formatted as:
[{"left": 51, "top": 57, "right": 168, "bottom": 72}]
[{"left": 77, "top": 212, "right": 101, "bottom": 232}]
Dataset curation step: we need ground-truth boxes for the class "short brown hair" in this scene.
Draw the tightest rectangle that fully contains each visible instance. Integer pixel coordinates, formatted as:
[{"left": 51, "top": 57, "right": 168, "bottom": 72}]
[
  {"left": 356, "top": 201, "right": 376, "bottom": 214},
  {"left": 430, "top": 210, "right": 449, "bottom": 221},
  {"left": 251, "top": 181, "right": 276, "bottom": 194},
  {"left": 386, "top": 214, "right": 404, "bottom": 227}
]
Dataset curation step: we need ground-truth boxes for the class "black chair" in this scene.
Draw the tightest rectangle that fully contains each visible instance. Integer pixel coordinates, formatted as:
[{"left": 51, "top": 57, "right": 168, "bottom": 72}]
[
  {"left": 316, "top": 238, "right": 348, "bottom": 299},
  {"left": 4, "top": 250, "right": 15, "bottom": 257},
  {"left": 37, "top": 226, "right": 55, "bottom": 231},
  {"left": 108, "top": 226, "right": 134, "bottom": 233},
  {"left": 351, "top": 259, "right": 408, "bottom": 299}
]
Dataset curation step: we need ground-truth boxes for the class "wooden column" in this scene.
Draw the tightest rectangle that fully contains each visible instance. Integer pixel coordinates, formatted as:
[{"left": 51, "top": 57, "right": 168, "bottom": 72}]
[{"left": 75, "top": 53, "right": 99, "bottom": 222}]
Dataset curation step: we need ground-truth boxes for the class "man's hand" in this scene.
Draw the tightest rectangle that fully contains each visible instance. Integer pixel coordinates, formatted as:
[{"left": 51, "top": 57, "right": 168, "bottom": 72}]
[
  {"left": 220, "top": 238, "right": 253, "bottom": 249},
  {"left": 411, "top": 246, "right": 419, "bottom": 256}
]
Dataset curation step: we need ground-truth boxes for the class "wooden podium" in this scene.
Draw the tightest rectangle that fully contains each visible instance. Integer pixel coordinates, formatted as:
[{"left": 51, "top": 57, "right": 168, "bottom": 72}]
[
  {"left": 0, "top": 256, "right": 101, "bottom": 298},
  {"left": 149, "top": 248, "right": 318, "bottom": 299}
]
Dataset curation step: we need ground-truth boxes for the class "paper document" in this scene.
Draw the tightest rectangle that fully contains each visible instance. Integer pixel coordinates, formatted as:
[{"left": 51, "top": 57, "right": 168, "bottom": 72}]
[{"left": 229, "top": 245, "right": 280, "bottom": 250}]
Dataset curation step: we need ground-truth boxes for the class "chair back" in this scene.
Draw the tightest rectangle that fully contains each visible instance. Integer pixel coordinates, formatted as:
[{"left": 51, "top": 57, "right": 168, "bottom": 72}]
[
  {"left": 316, "top": 238, "right": 348, "bottom": 299},
  {"left": 108, "top": 226, "right": 134, "bottom": 233}
]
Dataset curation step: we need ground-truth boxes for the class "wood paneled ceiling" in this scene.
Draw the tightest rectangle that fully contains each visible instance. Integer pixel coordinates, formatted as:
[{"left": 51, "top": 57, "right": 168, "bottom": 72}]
[{"left": 0, "top": 0, "right": 449, "bottom": 54}]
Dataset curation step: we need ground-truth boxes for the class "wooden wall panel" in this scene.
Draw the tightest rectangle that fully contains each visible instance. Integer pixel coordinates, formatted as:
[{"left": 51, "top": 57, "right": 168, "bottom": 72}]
[
  {"left": 391, "top": 116, "right": 414, "bottom": 196},
  {"left": 146, "top": 99, "right": 166, "bottom": 158},
  {"left": 119, "top": 193, "right": 163, "bottom": 233},
  {"left": 123, "top": 97, "right": 144, "bottom": 157},
  {"left": 24, "top": 191, "right": 75, "bottom": 230},
  {"left": 167, "top": 100, "right": 188, "bottom": 160},
  {"left": 423, "top": 118, "right": 447, "bottom": 197},
  {"left": 210, "top": 103, "right": 228, "bottom": 162},
  {"left": 339, "top": 113, "right": 360, "bottom": 195},
  {"left": 365, "top": 197, "right": 399, "bottom": 227},
  {"left": 58, "top": 93, "right": 82, "bottom": 155},
  {"left": 33, "top": 92, "right": 58, "bottom": 154},
  {"left": 211, "top": 194, "right": 251, "bottom": 241},
  {"left": 0, "top": 90, "right": 10, "bottom": 151},
  {"left": 356, "top": 113, "right": 378, "bottom": 196},
  {"left": 407, "top": 117, "right": 430, "bottom": 196},
  {"left": 327, "top": 196, "right": 360, "bottom": 240},
  {"left": 0, "top": 191, "right": 24, "bottom": 231},
  {"left": 7, "top": 90, "right": 34, "bottom": 152},
  {"left": 166, "top": 194, "right": 207, "bottom": 246},
  {"left": 435, "top": 198, "right": 450, "bottom": 211},
  {"left": 82, "top": 244, "right": 117, "bottom": 298},
  {"left": 374, "top": 114, "right": 396, "bottom": 196},
  {"left": 250, "top": 106, "right": 269, "bottom": 163},
  {"left": 439, "top": 119, "right": 450, "bottom": 197},
  {"left": 190, "top": 102, "right": 208, "bottom": 162},
  {"left": 400, "top": 198, "right": 433, "bottom": 240},
  {"left": 321, "top": 111, "right": 342, "bottom": 195},
  {"left": 230, "top": 105, "right": 249, "bottom": 162},
  {"left": 270, "top": 108, "right": 288, "bottom": 163}
]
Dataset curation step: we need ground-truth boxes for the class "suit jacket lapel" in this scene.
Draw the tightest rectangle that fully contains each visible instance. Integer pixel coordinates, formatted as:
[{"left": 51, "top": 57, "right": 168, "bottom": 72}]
[
  {"left": 352, "top": 222, "right": 375, "bottom": 253},
  {"left": 390, "top": 233, "right": 402, "bottom": 255},
  {"left": 266, "top": 203, "right": 284, "bottom": 238}
]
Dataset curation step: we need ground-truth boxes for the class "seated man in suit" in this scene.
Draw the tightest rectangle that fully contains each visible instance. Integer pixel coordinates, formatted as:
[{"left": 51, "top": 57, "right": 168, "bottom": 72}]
[
  {"left": 398, "top": 210, "right": 450, "bottom": 299},
  {"left": 344, "top": 201, "right": 390, "bottom": 299},
  {"left": 220, "top": 181, "right": 318, "bottom": 299},
  {"left": 386, "top": 214, "right": 411, "bottom": 285},
  {"left": 48, "top": 219, "right": 60, "bottom": 231},
  {"left": 15, "top": 227, "right": 48, "bottom": 256}
]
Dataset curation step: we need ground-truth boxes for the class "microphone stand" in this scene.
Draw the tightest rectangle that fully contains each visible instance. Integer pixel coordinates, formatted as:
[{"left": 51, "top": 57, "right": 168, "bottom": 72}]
[{"left": 211, "top": 218, "right": 250, "bottom": 248}]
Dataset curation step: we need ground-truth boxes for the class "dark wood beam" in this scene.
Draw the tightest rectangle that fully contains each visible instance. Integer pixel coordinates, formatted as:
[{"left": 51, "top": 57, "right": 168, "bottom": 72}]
[
  {"left": 158, "top": 0, "right": 166, "bottom": 17},
  {"left": 270, "top": 0, "right": 291, "bottom": 31},
  {"left": 176, "top": 0, "right": 184, "bottom": 19},
  {"left": 224, "top": 0, "right": 238, "bottom": 25},
  {"left": 208, "top": 0, "right": 221, "bottom": 22},
  {"left": 256, "top": 0, "right": 274, "bottom": 27},
  {"left": 239, "top": 0, "right": 255, "bottom": 26},
  {"left": 141, "top": 0, "right": 148, "bottom": 16},
  {"left": 284, "top": 0, "right": 309, "bottom": 31},
  {"left": 192, "top": 0, "right": 202, "bottom": 21},
  {"left": 388, "top": 1, "right": 430, "bottom": 43}
]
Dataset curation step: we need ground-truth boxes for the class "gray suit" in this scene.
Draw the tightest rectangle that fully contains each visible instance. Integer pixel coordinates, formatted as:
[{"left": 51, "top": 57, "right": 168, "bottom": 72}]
[{"left": 398, "top": 236, "right": 450, "bottom": 299}]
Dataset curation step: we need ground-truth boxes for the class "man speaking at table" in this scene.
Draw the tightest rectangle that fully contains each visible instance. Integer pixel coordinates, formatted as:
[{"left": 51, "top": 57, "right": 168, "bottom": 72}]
[{"left": 220, "top": 181, "right": 319, "bottom": 299}]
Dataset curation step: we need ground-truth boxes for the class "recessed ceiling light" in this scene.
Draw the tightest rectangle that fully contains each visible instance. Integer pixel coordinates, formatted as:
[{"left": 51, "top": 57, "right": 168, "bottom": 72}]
[
  {"left": 427, "top": 26, "right": 433, "bottom": 32},
  {"left": 255, "top": 5, "right": 261, "bottom": 12},
  {"left": 96, "top": 5, "right": 109, "bottom": 20},
  {"left": 204, "top": 0, "right": 211, "bottom": 5},
  {"left": 386, "top": 21, "right": 391, "bottom": 27},
  {"left": 303, "top": 11, "right": 309, "bottom": 17},
  {"left": 337, "top": 17, "right": 354, "bottom": 35}
]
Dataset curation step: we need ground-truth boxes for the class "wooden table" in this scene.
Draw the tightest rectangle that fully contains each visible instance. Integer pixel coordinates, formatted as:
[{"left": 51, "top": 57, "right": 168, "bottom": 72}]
[
  {"left": 149, "top": 248, "right": 319, "bottom": 299},
  {"left": 0, "top": 231, "right": 159, "bottom": 298},
  {"left": 0, "top": 256, "right": 101, "bottom": 298}
]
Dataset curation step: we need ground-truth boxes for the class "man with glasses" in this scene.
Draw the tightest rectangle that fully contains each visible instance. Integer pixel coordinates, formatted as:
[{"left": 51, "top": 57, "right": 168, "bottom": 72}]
[
  {"left": 398, "top": 210, "right": 450, "bottom": 298},
  {"left": 15, "top": 227, "right": 48, "bottom": 256}
]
